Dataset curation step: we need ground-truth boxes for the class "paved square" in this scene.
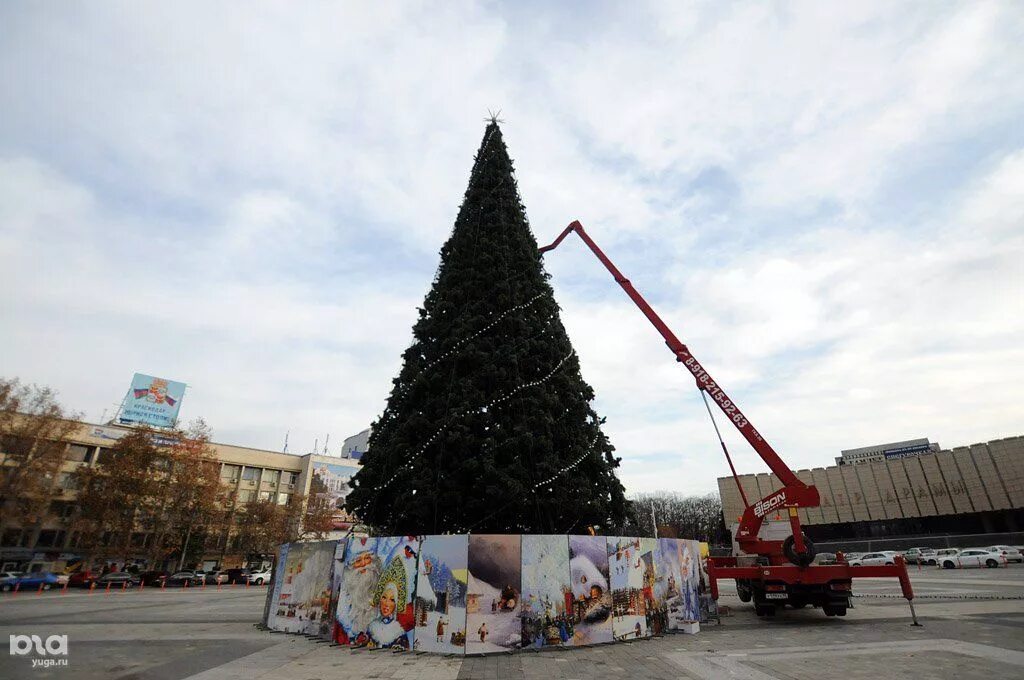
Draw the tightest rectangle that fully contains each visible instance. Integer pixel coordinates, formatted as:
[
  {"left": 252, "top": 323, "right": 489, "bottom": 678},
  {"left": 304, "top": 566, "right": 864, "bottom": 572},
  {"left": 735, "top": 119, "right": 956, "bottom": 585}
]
[{"left": 1, "top": 566, "right": 1022, "bottom": 679}]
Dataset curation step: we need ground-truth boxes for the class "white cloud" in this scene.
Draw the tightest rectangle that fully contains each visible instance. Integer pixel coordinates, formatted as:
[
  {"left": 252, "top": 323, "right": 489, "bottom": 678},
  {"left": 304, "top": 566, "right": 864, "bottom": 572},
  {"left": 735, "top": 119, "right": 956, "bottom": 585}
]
[{"left": 0, "top": 1, "right": 1021, "bottom": 499}]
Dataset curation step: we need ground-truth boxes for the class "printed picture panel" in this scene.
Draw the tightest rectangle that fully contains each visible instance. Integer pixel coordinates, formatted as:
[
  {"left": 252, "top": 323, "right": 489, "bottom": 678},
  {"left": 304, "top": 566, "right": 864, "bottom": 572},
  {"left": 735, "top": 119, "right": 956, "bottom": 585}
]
[
  {"left": 271, "top": 540, "right": 337, "bottom": 635},
  {"left": 414, "top": 535, "right": 469, "bottom": 654},
  {"left": 567, "top": 535, "right": 613, "bottom": 646},
  {"left": 334, "top": 536, "right": 379, "bottom": 646},
  {"left": 319, "top": 539, "right": 347, "bottom": 640},
  {"left": 657, "top": 538, "right": 700, "bottom": 628},
  {"left": 695, "top": 541, "right": 716, "bottom": 624},
  {"left": 640, "top": 537, "right": 667, "bottom": 636},
  {"left": 366, "top": 536, "right": 420, "bottom": 650},
  {"left": 264, "top": 543, "right": 290, "bottom": 630},
  {"left": 520, "top": 535, "right": 573, "bottom": 649},
  {"left": 607, "top": 537, "right": 647, "bottom": 641},
  {"left": 466, "top": 534, "right": 522, "bottom": 654}
]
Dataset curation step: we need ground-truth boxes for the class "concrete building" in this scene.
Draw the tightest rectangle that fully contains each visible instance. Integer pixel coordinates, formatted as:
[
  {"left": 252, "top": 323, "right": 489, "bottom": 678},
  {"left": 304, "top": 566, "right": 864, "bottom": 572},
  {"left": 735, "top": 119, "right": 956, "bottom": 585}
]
[
  {"left": 835, "top": 438, "right": 940, "bottom": 466},
  {"left": 0, "top": 418, "right": 364, "bottom": 572},
  {"left": 719, "top": 435, "right": 1024, "bottom": 545}
]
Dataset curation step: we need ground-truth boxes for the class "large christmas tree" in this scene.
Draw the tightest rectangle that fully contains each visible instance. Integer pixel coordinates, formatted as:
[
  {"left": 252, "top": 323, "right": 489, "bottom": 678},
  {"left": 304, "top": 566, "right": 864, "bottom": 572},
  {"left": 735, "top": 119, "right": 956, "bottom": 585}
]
[{"left": 347, "top": 121, "right": 628, "bottom": 535}]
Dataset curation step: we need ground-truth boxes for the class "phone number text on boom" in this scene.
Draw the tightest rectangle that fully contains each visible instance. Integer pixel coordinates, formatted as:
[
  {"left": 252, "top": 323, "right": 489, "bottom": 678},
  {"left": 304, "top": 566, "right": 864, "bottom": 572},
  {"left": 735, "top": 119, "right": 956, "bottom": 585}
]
[{"left": 683, "top": 355, "right": 749, "bottom": 429}]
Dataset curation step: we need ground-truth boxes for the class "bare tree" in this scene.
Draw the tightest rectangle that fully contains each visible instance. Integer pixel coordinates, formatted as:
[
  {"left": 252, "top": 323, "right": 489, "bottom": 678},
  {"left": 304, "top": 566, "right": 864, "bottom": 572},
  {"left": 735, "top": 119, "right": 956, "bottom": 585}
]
[
  {"left": 73, "top": 420, "right": 226, "bottom": 569},
  {"left": 0, "top": 378, "right": 82, "bottom": 547},
  {"left": 621, "top": 492, "right": 729, "bottom": 545},
  {"left": 231, "top": 492, "right": 308, "bottom": 559}
]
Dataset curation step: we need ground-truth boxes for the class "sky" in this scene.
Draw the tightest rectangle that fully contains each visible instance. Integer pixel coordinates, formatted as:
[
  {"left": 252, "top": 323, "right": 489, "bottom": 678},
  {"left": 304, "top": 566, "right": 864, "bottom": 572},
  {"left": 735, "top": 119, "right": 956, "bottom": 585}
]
[{"left": 1, "top": 2, "right": 1022, "bottom": 498}]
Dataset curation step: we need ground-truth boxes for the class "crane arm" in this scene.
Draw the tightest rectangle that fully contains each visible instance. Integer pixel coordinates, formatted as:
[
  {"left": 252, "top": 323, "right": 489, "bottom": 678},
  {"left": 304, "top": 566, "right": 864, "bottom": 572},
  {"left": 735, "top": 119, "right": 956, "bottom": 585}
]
[{"left": 540, "top": 221, "right": 820, "bottom": 561}]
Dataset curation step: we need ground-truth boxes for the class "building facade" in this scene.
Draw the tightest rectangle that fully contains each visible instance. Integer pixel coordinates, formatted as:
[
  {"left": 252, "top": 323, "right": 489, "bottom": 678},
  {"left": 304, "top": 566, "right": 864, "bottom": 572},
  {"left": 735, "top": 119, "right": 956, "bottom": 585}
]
[
  {"left": 0, "top": 419, "right": 364, "bottom": 572},
  {"left": 835, "top": 438, "right": 940, "bottom": 466},
  {"left": 719, "top": 435, "right": 1024, "bottom": 542}
]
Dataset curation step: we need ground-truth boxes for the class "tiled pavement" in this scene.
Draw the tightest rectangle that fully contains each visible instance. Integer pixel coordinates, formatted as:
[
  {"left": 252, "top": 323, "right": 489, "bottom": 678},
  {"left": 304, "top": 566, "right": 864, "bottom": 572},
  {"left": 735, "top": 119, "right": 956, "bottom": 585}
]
[{"left": 3, "top": 575, "right": 1023, "bottom": 680}]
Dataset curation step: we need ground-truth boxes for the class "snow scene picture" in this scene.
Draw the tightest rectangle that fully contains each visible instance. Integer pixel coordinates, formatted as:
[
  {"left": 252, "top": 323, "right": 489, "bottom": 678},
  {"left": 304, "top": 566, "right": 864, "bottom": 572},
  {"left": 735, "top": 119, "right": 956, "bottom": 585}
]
[
  {"left": 414, "top": 535, "right": 469, "bottom": 654},
  {"left": 607, "top": 537, "right": 647, "bottom": 641},
  {"left": 641, "top": 537, "right": 667, "bottom": 636},
  {"left": 567, "top": 534, "right": 613, "bottom": 645},
  {"left": 334, "top": 537, "right": 380, "bottom": 646},
  {"left": 466, "top": 534, "right": 522, "bottom": 654},
  {"left": 520, "top": 535, "right": 573, "bottom": 649},
  {"left": 365, "top": 536, "right": 419, "bottom": 650},
  {"left": 658, "top": 538, "right": 700, "bottom": 628},
  {"left": 272, "top": 540, "right": 337, "bottom": 635}
]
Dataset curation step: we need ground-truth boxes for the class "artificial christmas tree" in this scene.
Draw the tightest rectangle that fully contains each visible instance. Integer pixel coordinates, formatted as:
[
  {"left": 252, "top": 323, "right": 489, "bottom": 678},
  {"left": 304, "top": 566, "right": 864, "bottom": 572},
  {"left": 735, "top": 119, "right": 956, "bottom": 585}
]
[{"left": 347, "top": 121, "right": 628, "bottom": 534}]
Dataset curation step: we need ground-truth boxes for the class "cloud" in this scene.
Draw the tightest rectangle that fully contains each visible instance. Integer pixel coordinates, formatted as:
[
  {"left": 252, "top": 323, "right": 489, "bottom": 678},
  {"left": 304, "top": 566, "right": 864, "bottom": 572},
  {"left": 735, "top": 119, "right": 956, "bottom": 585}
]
[{"left": 1, "top": 1, "right": 1021, "bottom": 500}]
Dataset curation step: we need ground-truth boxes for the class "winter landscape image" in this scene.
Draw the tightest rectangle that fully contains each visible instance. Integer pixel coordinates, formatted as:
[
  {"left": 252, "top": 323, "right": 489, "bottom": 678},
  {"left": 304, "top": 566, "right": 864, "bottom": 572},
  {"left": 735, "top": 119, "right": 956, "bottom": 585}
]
[
  {"left": 466, "top": 534, "right": 522, "bottom": 654},
  {"left": 414, "top": 534, "right": 469, "bottom": 654}
]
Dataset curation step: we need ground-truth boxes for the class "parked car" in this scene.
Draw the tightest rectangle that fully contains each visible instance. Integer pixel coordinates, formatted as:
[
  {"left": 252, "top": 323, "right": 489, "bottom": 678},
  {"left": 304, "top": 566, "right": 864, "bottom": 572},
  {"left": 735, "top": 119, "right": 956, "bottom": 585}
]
[
  {"left": 986, "top": 546, "right": 1023, "bottom": 563},
  {"left": 901, "top": 547, "right": 936, "bottom": 565},
  {"left": 204, "top": 570, "right": 228, "bottom": 585},
  {"left": 848, "top": 551, "right": 898, "bottom": 567},
  {"left": 224, "top": 568, "right": 250, "bottom": 585},
  {"left": 165, "top": 571, "right": 203, "bottom": 587},
  {"left": 138, "top": 571, "right": 169, "bottom": 587},
  {"left": 1, "top": 571, "right": 23, "bottom": 580},
  {"left": 248, "top": 568, "right": 272, "bottom": 585},
  {"left": 95, "top": 572, "right": 140, "bottom": 588},
  {"left": 934, "top": 548, "right": 960, "bottom": 564},
  {"left": 68, "top": 570, "right": 98, "bottom": 588},
  {"left": 1, "top": 572, "right": 60, "bottom": 592},
  {"left": 841, "top": 552, "right": 864, "bottom": 562},
  {"left": 812, "top": 552, "right": 838, "bottom": 565},
  {"left": 939, "top": 548, "right": 1005, "bottom": 569}
]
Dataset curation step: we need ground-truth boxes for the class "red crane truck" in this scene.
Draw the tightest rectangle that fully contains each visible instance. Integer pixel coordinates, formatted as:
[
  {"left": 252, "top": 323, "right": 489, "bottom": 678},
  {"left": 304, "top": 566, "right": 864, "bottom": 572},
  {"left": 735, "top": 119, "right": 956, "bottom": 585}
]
[{"left": 540, "top": 220, "right": 917, "bottom": 620}]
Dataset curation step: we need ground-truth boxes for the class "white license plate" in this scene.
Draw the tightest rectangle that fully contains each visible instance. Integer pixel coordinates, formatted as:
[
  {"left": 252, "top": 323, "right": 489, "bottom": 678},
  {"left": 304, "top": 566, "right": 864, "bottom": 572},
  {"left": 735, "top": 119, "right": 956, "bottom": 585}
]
[{"left": 765, "top": 593, "right": 788, "bottom": 600}]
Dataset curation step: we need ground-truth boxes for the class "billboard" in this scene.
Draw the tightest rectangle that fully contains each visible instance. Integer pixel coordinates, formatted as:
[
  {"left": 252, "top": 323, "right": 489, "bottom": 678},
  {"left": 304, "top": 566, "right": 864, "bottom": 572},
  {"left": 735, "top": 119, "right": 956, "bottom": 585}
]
[
  {"left": 119, "top": 373, "right": 186, "bottom": 428},
  {"left": 311, "top": 461, "right": 361, "bottom": 530}
]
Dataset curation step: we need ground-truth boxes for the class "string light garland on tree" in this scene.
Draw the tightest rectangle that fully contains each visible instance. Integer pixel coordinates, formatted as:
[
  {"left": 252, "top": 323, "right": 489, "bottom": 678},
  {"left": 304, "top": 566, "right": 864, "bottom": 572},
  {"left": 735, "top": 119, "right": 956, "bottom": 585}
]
[{"left": 346, "top": 119, "right": 628, "bottom": 535}]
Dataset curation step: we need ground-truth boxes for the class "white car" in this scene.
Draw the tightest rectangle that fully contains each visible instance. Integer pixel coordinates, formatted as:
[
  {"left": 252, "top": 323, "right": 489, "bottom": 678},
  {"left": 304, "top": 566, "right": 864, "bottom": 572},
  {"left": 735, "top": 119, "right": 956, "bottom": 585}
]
[
  {"left": 848, "top": 551, "right": 898, "bottom": 566},
  {"left": 902, "top": 547, "right": 937, "bottom": 565},
  {"left": 987, "top": 546, "right": 1023, "bottom": 563},
  {"left": 247, "top": 569, "right": 272, "bottom": 585},
  {"left": 938, "top": 549, "right": 1005, "bottom": 569}
]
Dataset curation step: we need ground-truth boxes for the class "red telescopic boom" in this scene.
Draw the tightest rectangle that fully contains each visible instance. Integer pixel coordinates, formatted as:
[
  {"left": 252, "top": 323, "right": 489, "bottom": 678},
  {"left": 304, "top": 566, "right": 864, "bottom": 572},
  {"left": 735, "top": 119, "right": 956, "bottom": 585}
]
[{"left": 540, "top": 221, "right": 820, "bottom": 562}]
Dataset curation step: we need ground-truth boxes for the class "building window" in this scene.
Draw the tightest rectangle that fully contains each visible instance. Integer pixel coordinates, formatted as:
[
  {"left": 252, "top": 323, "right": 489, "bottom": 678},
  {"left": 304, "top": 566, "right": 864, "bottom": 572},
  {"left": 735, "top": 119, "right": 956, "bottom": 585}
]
[
  {"left": 49, "top": 501, "right": 76, "bottom": 520},
  {"left": 241, "top": 467, "right": 259, "bottom": 482},
  {"left": 277, "top": 493, "right": 290, "bottom": 505},
  {"left": 36, "top": 530, "right": 65, "bottom": 548},
  {"left": 67, "top": 444, "right": 95, "bottom": 463},
  {"left": 57, "top": 472, "right": 77, "bottom": 491},
  {"left": 1, "top": 529, "right": 21, "bottom": 547},
  {"left": 258, "top": 491, "right": 273, "bottom": 502},
  {"left": 221, "top": 464, "right": 241, "bottom": 482},
  {"left": 262, "top": 470, "right": 280, "bottom": 486},
  {"left": 284, "top": 472, "right": 298, "bottom": 486},
  {"left": 238, "top": 490, "right": 255, "bottom": 503}
]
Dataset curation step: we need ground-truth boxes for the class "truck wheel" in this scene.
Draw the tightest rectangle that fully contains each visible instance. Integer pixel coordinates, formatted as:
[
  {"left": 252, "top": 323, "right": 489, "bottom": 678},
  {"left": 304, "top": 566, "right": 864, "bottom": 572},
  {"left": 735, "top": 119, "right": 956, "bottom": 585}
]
[
  {"left": 782, "top": 534, "right": 816, "bottom": 567},
  {"left": 823, "top": 604, "right": 847, "bottom": 616},
  {"left": 737, "top": 581, "right": 752, "bottom": 603}
]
